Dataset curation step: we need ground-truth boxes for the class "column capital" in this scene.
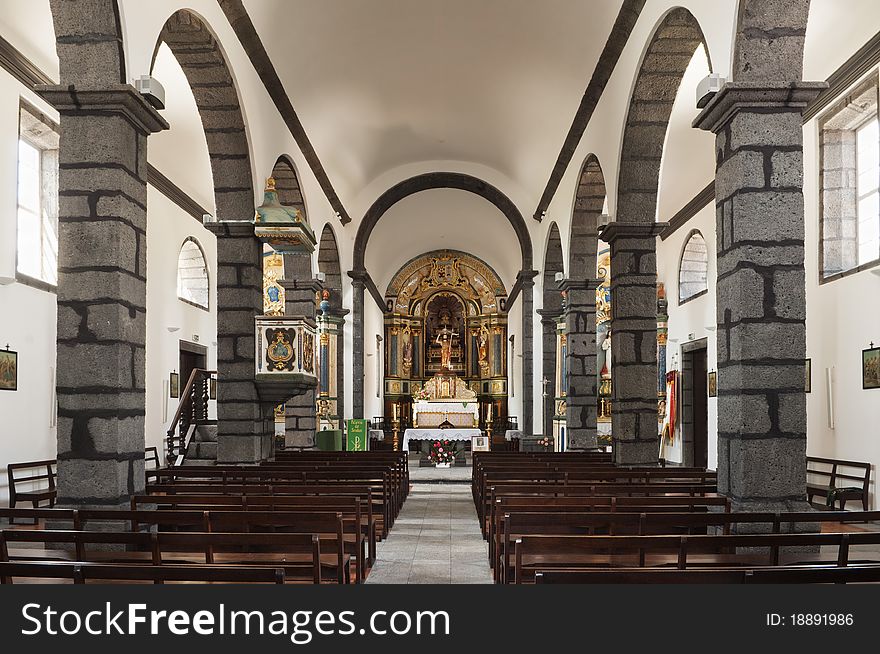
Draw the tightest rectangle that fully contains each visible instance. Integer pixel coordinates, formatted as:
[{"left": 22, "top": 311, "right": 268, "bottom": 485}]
[
  {"left": 599, "top": 221, "right": 667, "bottom": 243},
  {"left": 347, "top": 269, "right": 369, "bottom": 287},
  {"left": 281, "top": 278, "right": 323, "bottom": 294},
  {"left": 693, "top": 81, "right": 827, "bottom": 134},
  {"left": 517, "top": 269, "right": 539, "bottom": 286},
  {"left": 537, "top": 308, "right": 564, "bottom": 326},
  {"left": 206, "top": 221, "right": 257, "bottom": 237},
  {"left": 559, "top": 278, "right": 600, "bottom": 293},
  {"left": 36, "top": 84, "right": 169, "bottom": 134}
]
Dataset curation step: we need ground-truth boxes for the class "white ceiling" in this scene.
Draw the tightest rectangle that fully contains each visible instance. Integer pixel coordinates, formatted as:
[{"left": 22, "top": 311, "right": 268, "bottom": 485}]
[{"left": 243, "top": 0, "right": 624, "bottom": 214}]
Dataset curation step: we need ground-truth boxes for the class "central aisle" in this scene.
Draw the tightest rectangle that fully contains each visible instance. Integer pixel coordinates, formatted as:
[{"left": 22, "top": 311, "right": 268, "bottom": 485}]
[{"left": 366, "top": 484, "right": 492, "bottom": 584}]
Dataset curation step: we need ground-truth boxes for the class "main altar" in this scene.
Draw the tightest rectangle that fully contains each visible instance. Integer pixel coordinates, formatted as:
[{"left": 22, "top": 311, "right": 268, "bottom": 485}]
[{"left": 380, "top": 250, "right": 510, "bottom": 452}]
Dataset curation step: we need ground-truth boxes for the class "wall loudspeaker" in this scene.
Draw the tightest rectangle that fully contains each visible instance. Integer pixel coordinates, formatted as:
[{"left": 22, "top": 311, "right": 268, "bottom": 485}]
[
  {"left": 134, "top": 76, "right": 166, "bottom": 110},
  {"left": 696, "top": 74, "right": 726, "bottom": 109}
]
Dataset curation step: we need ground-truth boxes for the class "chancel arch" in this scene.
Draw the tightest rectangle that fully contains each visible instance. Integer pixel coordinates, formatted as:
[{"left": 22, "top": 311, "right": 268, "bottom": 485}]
[
  {"left": 381, "top": 250, "right": 509, "bottom": 450},
  {"left": 350, "top": 173, "right": 535, "bottom": 432}
]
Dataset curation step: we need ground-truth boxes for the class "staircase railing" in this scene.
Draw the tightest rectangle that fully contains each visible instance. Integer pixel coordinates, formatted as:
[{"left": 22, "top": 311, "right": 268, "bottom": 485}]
[{"left": 165, "top": 368, "right": 216, "bottom": 465}]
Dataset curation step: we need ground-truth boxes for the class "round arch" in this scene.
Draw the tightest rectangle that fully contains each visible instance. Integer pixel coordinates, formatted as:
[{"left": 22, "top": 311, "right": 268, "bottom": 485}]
[
  {"left": 49, "top": 0, "right": 126, "bottom": 85},
  {"left": 318, "top": 223, "right": 343, "bottom": 307},
  {"left": 569, "top": 154, "right": 606, "bottom": 278},
  {"left": 353, "top": 172, "right": 533, "bottom": 272},
  {"left": 271, "top": 155, "right": 308, "bottom": 220},
  {"left": 153, "top": 9, "right": 255, "bottom": 222},
  {"left": 540, "top": 222, "right": 564, "bottom": 438},
  {"left": 617, "top": 7, "right": 711, "bottom": 224}
]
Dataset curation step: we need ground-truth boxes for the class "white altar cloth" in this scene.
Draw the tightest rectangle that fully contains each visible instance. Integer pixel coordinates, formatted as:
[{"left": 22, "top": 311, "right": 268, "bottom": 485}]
[
  {"left": 413, "top": 400, "right": 479, "bottom": 428},
  {"left": 403, "top": 428, "right": 482, "bottom": 451}
]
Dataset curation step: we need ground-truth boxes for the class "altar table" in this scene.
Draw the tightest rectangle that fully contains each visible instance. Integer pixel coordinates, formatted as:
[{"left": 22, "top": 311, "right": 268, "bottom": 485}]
[
  {"left": 413, "top": 400, "right": 479, "bottom": 428},
  {"left": 402, "top": 428, "right": 482, "bottom": 451}
]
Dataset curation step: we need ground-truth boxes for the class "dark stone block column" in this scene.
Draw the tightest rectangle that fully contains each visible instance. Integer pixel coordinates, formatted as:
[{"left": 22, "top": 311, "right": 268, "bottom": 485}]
[
  {"left": 517, "top": 271, "right": 537, "bottom": 434},
  {"left": 206, "top": 222, "right": 269, "bottom": 463},
  {"left": 282, "top": 277, "right": 321, "bottom": 448},
  {"left": 37, "top": 86, "right": 167, "bottom": 508},
  {"left": 562, "top": 279, "right": 599, "bottom": 450},
  {"left": 538, "top": 309, "right": 562, "bottom": 437},
  {"left": 599, "top": 222, "right": 666, "bottom": 465},
  {"left": 348, "top": 271, "right": 367, "bottom": 419},
  {"left": 695, "top": 81, "right": 825, "bottom": 513}
]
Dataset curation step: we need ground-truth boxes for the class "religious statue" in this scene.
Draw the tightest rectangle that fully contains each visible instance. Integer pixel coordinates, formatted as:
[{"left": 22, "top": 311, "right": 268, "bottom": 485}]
[
  {"left": 402, "top": 326, "right": 413, "bottom": 375},
  {"left": 478, "top": 325, "right": 489, "bottom": 373},
  {"left": 436, "top": 326, "right": 456, "bottom": 371}
]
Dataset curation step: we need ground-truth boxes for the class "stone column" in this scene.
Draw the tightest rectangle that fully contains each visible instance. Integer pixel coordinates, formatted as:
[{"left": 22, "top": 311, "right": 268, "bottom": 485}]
[
  {"left": 36, "top": 86, "right": 167, "bottom": 508},
  {"left": 517, "top": 271, "right": 537, "bottom": 434},
  {"left": 348, "top": 271, "right": 367, "bottom": 419},
  {"left": 599, "top": 222, "right": 666, "bottom": 465},
  {"left": 207, "top": 222, "right": 269, "bottom": 464},
  {"left": 694, "top": 82, "right": 825, "bottom": 512},
  {"left": 282, "top": 277, "right": 321, "bottom": 448},
  {"left": 538, "top": 309, "right": 562, "bottom": 436},
  {"left": 562, "top": 279, "right": 599, "bottom": 450}
]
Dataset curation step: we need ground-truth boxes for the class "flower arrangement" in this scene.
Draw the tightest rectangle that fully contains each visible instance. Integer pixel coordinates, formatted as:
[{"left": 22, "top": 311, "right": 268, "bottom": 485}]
[
  {"left": 429, "top": 439, "right": 455, "bottom": 465},
  {"left": 413, "top": 386, "right": 431, "bottom": 401}
]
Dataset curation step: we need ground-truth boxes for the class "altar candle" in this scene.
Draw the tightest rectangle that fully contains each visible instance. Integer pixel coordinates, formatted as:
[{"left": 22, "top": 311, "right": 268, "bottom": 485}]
[
  {"left": 393, "top": 404, "right": 398, "bottom": 420},
  {"left": 487, "top": 403, "right": 492, "bottom": 421}
]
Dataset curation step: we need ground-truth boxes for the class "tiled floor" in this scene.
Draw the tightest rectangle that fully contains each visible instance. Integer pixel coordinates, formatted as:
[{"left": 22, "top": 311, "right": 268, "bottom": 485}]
[{"left": 366, "top": 484, "right": 492, "bottom": 584}]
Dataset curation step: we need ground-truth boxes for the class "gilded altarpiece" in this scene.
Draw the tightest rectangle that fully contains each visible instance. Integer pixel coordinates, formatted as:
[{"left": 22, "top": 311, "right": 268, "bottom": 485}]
[{"left": 383, "top": 250, "right": 508, "bottom": 433}]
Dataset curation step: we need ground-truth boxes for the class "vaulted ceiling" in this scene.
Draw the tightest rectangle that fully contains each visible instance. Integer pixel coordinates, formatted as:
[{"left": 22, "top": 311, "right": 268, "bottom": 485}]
[{"left": 242, "top": 0, "right": 624, "bottom": 215}]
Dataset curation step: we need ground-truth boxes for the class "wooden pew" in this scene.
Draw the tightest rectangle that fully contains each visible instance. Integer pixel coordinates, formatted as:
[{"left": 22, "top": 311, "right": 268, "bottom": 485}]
[
  {"left": 1, "top": 561, "right": 288, "bottom": 584},
  {"left": 1, "top": 529, "right": 325, "bottom": 584},
  {"left": 534, "top": 564, "right": 880, "bottom": 584},
  {"left": 6, "top": 460, "right": 56, "bottom": 518},
  {"left": 513, "top": 531, "right": 880, "bottom": 583},
  {"left": 806, "top": 456, "right": 871, "bottom": 510}
]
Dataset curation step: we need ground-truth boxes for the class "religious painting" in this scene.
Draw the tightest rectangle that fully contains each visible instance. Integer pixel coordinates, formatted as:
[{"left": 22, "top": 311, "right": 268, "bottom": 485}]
[
  {"left": 266, "top": 328, "right": 296, "bottom": 371},
  {"left": 0, "top": 349, "right": 17, "bottom": 391},
  {"left": 707, "top": 371, "right": 717, "bottom": 398},
  {"left": 805, "top": 359, "right": 811, "bottom": 393},
  {"left": 863, "top": 347, "right": 880, "bottom": 390},
  {"left": 169, "top": 372, "right": 180, "bottom": 399}
]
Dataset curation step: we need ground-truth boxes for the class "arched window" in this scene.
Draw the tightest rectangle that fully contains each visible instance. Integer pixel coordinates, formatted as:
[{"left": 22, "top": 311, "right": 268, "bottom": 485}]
[
  {"left": 177, "top": 238, "right": 209, "bottom": 310},
  {"left": 679, "top": 231, "right": 708, "bottom": 304}
]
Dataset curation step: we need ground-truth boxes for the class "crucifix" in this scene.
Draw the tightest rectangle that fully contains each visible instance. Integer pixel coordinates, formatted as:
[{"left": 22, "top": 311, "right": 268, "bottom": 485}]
[{"left": 542, "top": 377, "right": 550, "bottom": 399}]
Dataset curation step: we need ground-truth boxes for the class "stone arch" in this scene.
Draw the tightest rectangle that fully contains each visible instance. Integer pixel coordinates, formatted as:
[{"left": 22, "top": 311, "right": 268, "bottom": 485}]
[
  {"left": 541, "top": 223, "right": 564, "bottom": 438},
  {"left": 353, "top": 172, "right": 533, "bottom": 272},
  {"left": 350, "top": 172, "right": 535, "bottom": 429},
  {"left": 318, "top": 224, "right": 343, "bottom": 307},
  {"left": 732, "top": 0, "right": 811, "bottom": 82},
  {"left": 48, "top": 0, "right": 126, "bottom": 85},
  {"left": 271, "top": 155, "right": 307, "bottom": 219},
  {"left": 617, "top": 7, "right": 711, "bottom": 224},
  {"left": 569, "top": 154, "right": 606, "bottom": 278},
  {"left": 678, "top": 229, "right": 709, "bottom": 303},
  {"left": 154, "top": 10, "right": 255, "bottom": 222}
]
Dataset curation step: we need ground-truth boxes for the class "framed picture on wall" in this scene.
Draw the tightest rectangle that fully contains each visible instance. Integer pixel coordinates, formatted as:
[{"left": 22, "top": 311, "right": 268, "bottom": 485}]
[
  {"left": 863, "top": 347, "right": 880, "bottom": 390},
  {"left": 209, "top": 377, "right": 217, "bottom": 400},
  {"left": 805, "top": 359, "right": 811, "bottom": 393},
  {"left": 707, "top": 371, "right": 717, "bottom": 398},
  {"left": 0, "top": 348, "right": 17, "bottom": 391},
  {"left": 170, "top": 372, "right": 180, "bottom": 398}
]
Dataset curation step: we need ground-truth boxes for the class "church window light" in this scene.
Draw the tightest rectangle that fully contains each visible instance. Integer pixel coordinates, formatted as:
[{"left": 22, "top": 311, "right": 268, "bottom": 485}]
[
  {"left": 820, "top": 73, "right": 880, "bottom": 280},
  {"left": 678, "top": 230, "right": 708, "bottom": 304},
  {"left": 16, "top": 102, "right": 59, "bottom": 287},
  {"left": 177, "top": 238, "right": 210, "bottom": 310}
]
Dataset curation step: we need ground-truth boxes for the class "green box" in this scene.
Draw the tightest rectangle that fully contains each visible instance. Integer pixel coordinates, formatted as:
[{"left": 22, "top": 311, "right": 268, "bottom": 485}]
[
  {"left": 346, "top": 420, "right": 368, "bottom": 451},
  {"left": 316, "top": 429, "right": 343, "bottom": 451}
]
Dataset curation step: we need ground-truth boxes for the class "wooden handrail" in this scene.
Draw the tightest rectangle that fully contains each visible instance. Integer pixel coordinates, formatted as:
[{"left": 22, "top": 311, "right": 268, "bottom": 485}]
[{"left": 165, "top": 368, "right": 216, "bottom": 464}]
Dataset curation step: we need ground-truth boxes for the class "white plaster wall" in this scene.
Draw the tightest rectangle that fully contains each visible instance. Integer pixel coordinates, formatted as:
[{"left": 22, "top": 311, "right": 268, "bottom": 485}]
[
  {"left": 0, "top": 64, "right": 59, "bottom": 505},
  {"left": 656, "top": 204, "right": 718, "bottom": 468},
  {"left": 144, "top": 188, "right": 218, "bottom": 455}
]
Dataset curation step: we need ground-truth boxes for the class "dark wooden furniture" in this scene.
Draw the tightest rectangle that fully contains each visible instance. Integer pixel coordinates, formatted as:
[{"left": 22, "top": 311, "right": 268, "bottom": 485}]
[
  {"left": 6, "top": 460, "right": 56, "bottom": 519},
  {"left": 806, "top": 456, "right": 871, "bottom": 510}
]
